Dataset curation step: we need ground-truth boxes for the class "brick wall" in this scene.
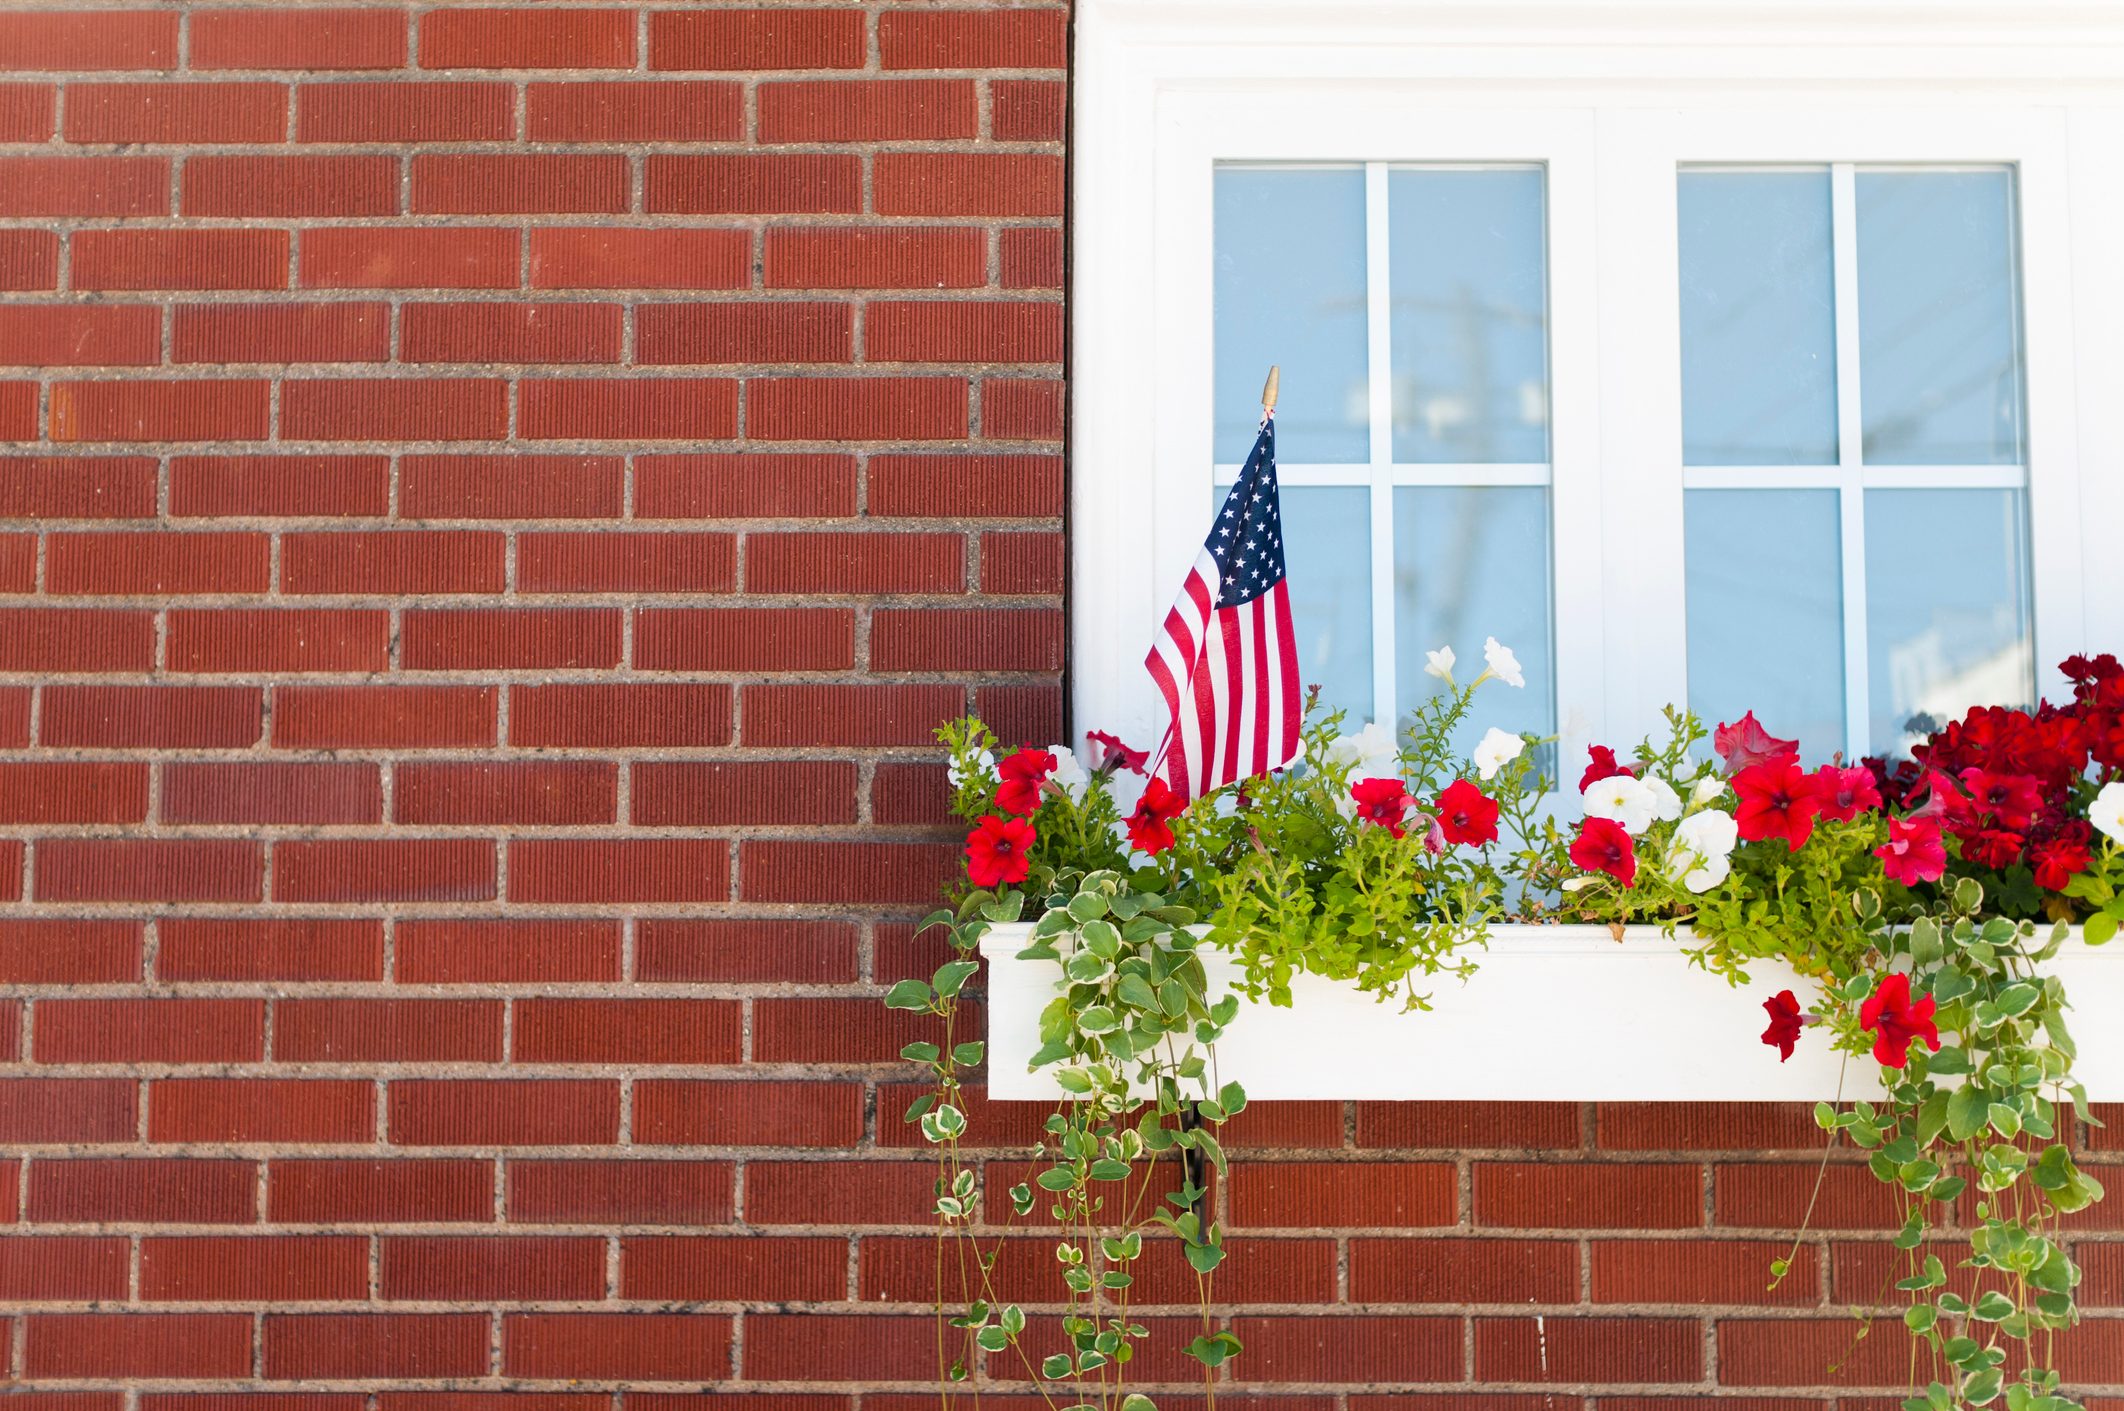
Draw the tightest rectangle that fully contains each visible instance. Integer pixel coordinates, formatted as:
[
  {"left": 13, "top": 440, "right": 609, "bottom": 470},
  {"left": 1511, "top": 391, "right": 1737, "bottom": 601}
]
[{"left": 0, "top": 3, "right": 2118, "bottom": 1405}]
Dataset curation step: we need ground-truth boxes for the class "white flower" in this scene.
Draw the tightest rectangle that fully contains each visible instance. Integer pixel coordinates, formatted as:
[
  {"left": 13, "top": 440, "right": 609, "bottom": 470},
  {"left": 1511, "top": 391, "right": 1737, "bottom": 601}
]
[
  {"left": 947, "top": 748, "right": 995, "bottom": 790},
  {"left": 1424, "top": 646, "right": 1456, "bottom": 681},
  {"left": 1473, "top": 726, "right": 1524, "bottom": 781},
  {"left": 1582, "top": 774, "right": 1661, "bottom": 835},
  {"left": 1690, "top": 776, "right": 1727, "bottom": 806},
  {"left": 1644, "top": 774, "right": 1682, "bottom": 823},
  {"left": 1561, "top": 876, "right": 1593, "bottom": 892},
  {"left": 1047, "top": 745, "right": 1090, "bottom": 801},
  {"left": 1669, "top": 808, "right": 1741, "bottom": 893},
  {"left": 1482, "top": 636, "right": 1525, "bottom": 689},
  {"left": 2092, "top": 780, "right": 2124, "bottom": 844},
  {"left": 1321, "top": 721, "right": 1400, "bottom": 781}
]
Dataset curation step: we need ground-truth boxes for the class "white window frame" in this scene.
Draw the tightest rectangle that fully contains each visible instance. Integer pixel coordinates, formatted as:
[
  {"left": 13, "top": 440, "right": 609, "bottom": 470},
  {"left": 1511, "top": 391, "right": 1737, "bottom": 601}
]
[{"left": 1071, "top": 0, "right": 2124, "bottom": 765}]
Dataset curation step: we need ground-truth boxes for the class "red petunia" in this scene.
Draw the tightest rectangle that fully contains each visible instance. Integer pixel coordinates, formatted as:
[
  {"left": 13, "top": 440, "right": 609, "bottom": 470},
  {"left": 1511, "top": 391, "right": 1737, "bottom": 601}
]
[
  {"left": 1959, "top": 768, "right": 2045, "bottom": 832},
  {"left": 1714, "top": 711, "right": 1800, "bottom": 773},
  {"left": 1858, "top": 971, "right": 1940, "bottom": 1069},
  {"left": 1961, "top": 828, "right": 2026, "bottom": 869},
  {"left": 1813, "top": 765, "right": 1883, "bottom": 823},
  {"left": 1086, "top": 729, "right": 1150, "bottom": 775},
  {"left": 1578, "top": 745, "right": 1635, "bottom": 792},
  {"left": 1733, "top": 757, "right": 1822, "bottom": 851},
  {"left": 993, "top": 747, "right": 1057, "bottom": 815},
  {"left": 2031, "top": 820, "right": 2094, "bottom": 891},
  {"left": 1873, "top": 816, "right": 1947, "bottom": 886},
  {"left": 1125, "top": 778, "right": 1187, "bottom": 855},
  {"left": 1351, "top": 777, "right": 1414, "bottom": 838},
  {"left": 1761, "top": 989, "right": 1805, "bottom": 1062},
  {"left": 1435, "top": 778, "right": 1500, "bottom": 847},
  {"left": 964, "top": 814, "right": 1035, "bottom": 889},
  {"left": 1569, "top": 816, "right": 1637, "bottom": 888}
]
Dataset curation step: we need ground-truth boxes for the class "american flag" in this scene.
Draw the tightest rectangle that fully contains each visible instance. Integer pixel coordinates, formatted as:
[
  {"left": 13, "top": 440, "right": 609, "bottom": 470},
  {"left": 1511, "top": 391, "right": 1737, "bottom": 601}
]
[{"left": 1145, "top": 415, "right": 1303, "bottom": 799}]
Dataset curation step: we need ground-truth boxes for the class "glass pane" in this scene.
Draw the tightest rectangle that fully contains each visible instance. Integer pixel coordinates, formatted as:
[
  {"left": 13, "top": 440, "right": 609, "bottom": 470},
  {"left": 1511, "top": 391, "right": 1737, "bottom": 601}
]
[
  {"left": 1215, "top": 167, "right": 1369, "bottom": 464},
  {"left": 1857, "top": 169, "right": 2024, "bottom": 465},
  {"left": 1677, "top": 169, "right": 1838, "bottom": 466},
  {"left": 1394, "top": 487, "right": 1553, "bottom": 760},
  {"left": 1281, "top": 485, "right": 1372, "bottom": 724},
  {"left": 1685, "top": 490, "right": 1846, "bottom": 761},
  {"left": 1865, "top": 488, "right": 2032, "bottom": 755},
  {"left": 1388, "top": 167, "right": 1548, "bottom": 464}
]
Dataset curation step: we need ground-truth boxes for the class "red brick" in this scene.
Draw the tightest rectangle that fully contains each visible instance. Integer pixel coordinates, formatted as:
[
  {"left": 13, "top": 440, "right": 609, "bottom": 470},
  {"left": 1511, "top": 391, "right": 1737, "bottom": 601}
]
[
  {"left": 0, "top": 454, "right": 152, "bottom": 515},
  {"left": 282, "top": 377, "right": 508, "bottom": 441},
  {"left": 0, "top": 12, "right": 177, "bottom": 70},
  {"left": 507, "top": 839, "right": 731, "bottom": 905},
  {"left": 1712, "top": 1162, "right": 1906, "bottom": 1230},
  {"left": 986, "top": 376, "right": 1065, "bottom": 437},
  {"left": 0, "top": 1078, "right": 136, "bottom": 1143},
  {"left": 401, "top": 453, "right": 623, "bottom": 518},
  {"left": 26, "top": 1315, "right": 251, "bottom": 1380},
  {"left": 766, "top": 226, "right": 986, "bottom": 290},
  {"left": 48, "top": 531, "right": 269, "bottom": 595},
  {"left": 0, "top": 684, "right": 24, "bottom": 743},
  {"left": 516, "top": 999, "right": 741, "bottom": 1065},
  {"left": 301, "top": 227, "right": 519, "bottom": 289},
  {"left": 879, "top": 9, "right": 1068, "bottom": 69},
  {"left": 0, "top": 305, "right": 159, "bottom": 365},
  {"left": 647, "top": 154, "right": 862, "bottom": 215},
  {"left": 507, "top": 1160, "right": 732, "bottom": 1225},
  {"left": 1229, "top": 1162, "right": 1457, "bottom": 1228},
  {"left": 761, "top": 79, "right": 977, "bottom": 141},
  {"left": 744, "top": 1314, "right": 938, "bottom": 1382},
  {"left": 649, "top": 9, "right": 865, "bottom": 71},
  {"left": 142, "top": 1236, "right": 366, "bottom": 1302},
  {"left": 396, "top": 761, "right": 616, "bottom": 826},
  {"left": 877, "top": 153, "right": 1063, "bottom": 217},
  {"left": 183, "top": 155, "right": 397, "bottom": 218},
  {"left": 157, "top": 918, "right": 382, "bottom": 983},
  {"left": 1596, "top": 1102, "right": 1828, "bottom": 1152},
  {"left": 871, "top": 607, "right": 1064, "bottom": 671},
  {"left": 757, "top": 997, "right": 949, "bottom": 1067},
  {"left": 528, "top": 80, "right": 741, "bottom": 140},
  {"left": 635, "top": 452, "right": 856, "bottom": 518},
  {"left": 632, "top": 760, "right": 858, "bottom": 827},
  {"left": 1229, "top": 1316, "right": 1464, "bottom": 1384},
  {"left": 36, "top": 999, "right": 262, "bottom": 1065},
  {"left": 396, "top": 919, "right": 621, "bottom": 985},
  {"left": 871, "top": 300, "right": 1061, "bottom": 363},
  {"left": 1590, "top": 1238, "right": 1820, "bottom": 1306},
  {"left": 634, "top": 1079, "right": 861, "bottom": 1148},
  {"left": 268, "top": 1159, "right": 492, "bottom": 1224},
  {"left": 749, "top": 376, "right": 967, "bottom": 440},
  {"left": 739, "top": 840, "right": 956, "bottom": 904},
  {"left": 0, "top": 1237, "right": 127, "bottom": 1299},
  {"left": 1, "top": 377, "right": 33, "bottom": 436},
  {"left": 149, "top": 1079, "right": 373, "bottom": 1144},
  {"left": 517, "top": 531, "right": 736, "bottom": 593},
  {"left": 171, "top": 455, "right": 390, "bottom": 518},
  {"left": 262, "top": 1314, "right": 488, "bottom": 1380},
  {"left": 0, "top": 156, "right": 166, "bottom": 216},
  {"left": 173, "top": 303, "right": 388, "bottom": 362},
  {"left": 1715, "top": 1318, "right": 1917, "bottom": 1388},
  {"left": 520, "top": 377, "right": 737, "bottom": 440},
  {"left": 414, "top": 154, "right": 625, "bottom": 215},
  {"left": 868, "top": 453, "right": 1062, "bottom": 517},
  {"left": 274, "top": 686, "right": 497, "bottom": 750},
  {"left": 402, "top": 608, "right": 622, "bottom": 670},
  {"left": 50, "top": 380, "right": 269, "bottom": 442},
  {"left": 510, "top": 682, "right": 732, "bottom": 749},
  {"left": 636, "top": 301, "right": 852, "bottom": 365},
  {"left": 639, "top": 919, "right": 858, "bottom": 985},
  {"left": 1473, "top": 1162, "right": 1703, "bottom": 1229},
  {"left": 750, "top": 531, "right": 965, "bottom": 593},
  {"left": 27, "top": 1158, "right": 254, "bottom": 1224},
  {"left": 65, "top": 81, "right": 286, "bottom": 142},
  {"left": 740, "top": 683, "right": 964, "bottom": 747},
  {"left": 160, "top": 762, "right": 378, "bottom": 826},
  {"left": 37, "top": 839, "right": 262, "bottom": 903},
  {"left": 981, "top": 531, "right": 1064, "bottom": 594},
  {"left": 0, "top": 81, "right": 52, "bottom": 139},
  {"left": 994, "top": 79, "right": 1066, "bottom": 140},
  {"left": 191, "top": 10, "right": 406, "bottom": 70},
  {"left": 402, "top": 302, "right": 622, "bottom": 364},
  {"left": 274, "top": 839, "right": 498, "bottom": 904},
  {"left": 505, "top": 1313, "right": 729, "bottom": 1381},
  {"left": 529, "top": 227, "right": 749, "bottom": 290},
  {"left": 388, "top": 1080, "right": 618, "bottom": 1147},
  {"left": 419, "top": 8, "right": 635, "bottom": 69},
  {"left": 1001, "top": 226, "right": 1064, "bottom": 288},
  {"left": 871, "top": 761, "right": 950, "bottom": 825},
  {"left": 624, "top": 1235, "right": 843, "bottom": 1301},
  {"left": 276, "top": 1000, "right": 504, "bottom": 1063},
  {"left": 635, "top": 606, "right": 852, "bottom": 671},
  {"left": 0, "top": 228, "right": 58, "bottom": 288},
  {"left": 745, "top": 1160, "right": 931, "bottom": 1225},
  {"left": 383, "top": 1237, "right": 604, "bottom": 1301},
  {"left": 1473, "top": 1316, "right": 1701, "bottom": 1383},
  {"left": 167, "top": 608, "right": 389, "bottom": 673},
  {"left": 1350, "top": 1236, "right": 1578, "bottom": 1304},
  {"left": 0, "top": 761, "right": 145, "bottom": 823},
  {"left": 41, "top": 685, "right": 260, "bottom": 748},
  {"left": 299, "top": 81, "right": 513, "bottom": 141},
  {"left": 282, "top": 531, "right": 506, "bottom": 594},
  {"left": 0, "top": 919, "right": 140, "bottom": 984}
]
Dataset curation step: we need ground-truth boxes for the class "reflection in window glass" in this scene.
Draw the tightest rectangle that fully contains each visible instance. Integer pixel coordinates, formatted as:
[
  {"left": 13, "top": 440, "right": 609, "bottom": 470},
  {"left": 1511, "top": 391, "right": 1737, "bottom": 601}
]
[
  {"left": 1857, "top": 170, "right": 2024, "bottom": 465},
  {"left": 1388, "top": 168, "right": 1549, "bottom": 464},
  {"left": 1864, "top": 488, "right": 2032, "bottom": 754},
  {"left": 1678, "top": 169, "right": 1838, "bottom": 466},
  {"left": 1281, "top": 486, "right": 1372, "bottom": 724},
  {"left": 1214, "top": 168, "right": 1370, "bottom": 464},
  {"left": 1685, "top": 490, "right": 1846, "bottom": 761}
]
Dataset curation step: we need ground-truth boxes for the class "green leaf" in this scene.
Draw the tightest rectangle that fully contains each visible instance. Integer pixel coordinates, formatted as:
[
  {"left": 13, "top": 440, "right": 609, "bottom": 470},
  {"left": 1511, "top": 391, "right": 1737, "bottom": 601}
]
[
  {"left": 1947, "top": 1084, "right": 1990, "bottom": 1142},
  {"left": 883, "top": 979, "right": 933, "bottom": 1011},
  {"left": 1036, "top": 1167, "right": 1077, "bottom": 1192},
  {"left": 1911, "top": 916, "right": 1944, "bottom": 968},
  {"left": 899, "top": 1041, "right": 942, "bottom": 1065},
  {"left": 1089, "top": 1159, "right": 1130, "bottom": 1181},
  {"left": 1115, "top": 974, "right": 1159, "bottom": 1012},
  {"left": 1994, "top": 982, "right": 2039, "bottom": 1017},
  {"left": 952, "top": 1041, "right": 985, "bottom": 1066},
  {"left": 932, "top": 959, "right": 980, "bottom": 998},
  {"left": 2087, "top": 909, "right": 2119, "bottom": 946},
  {"left": 1905, "top": 1303, "right": 1938, "bottom": 1333},
  {"left": 1076, "top": 1006, "right": 1118, "bottom": 1034},
  {"left": 1963, "top": 1369, "right": 2004, "bottom": 1406},
  {"left": 1926, "top": 1046, "right": 1973, "bottom": 1075},
  {"left": 1040, "top": 1353, "right": 1073, "bottom": 1379},
  {"left": 976, "top": 1326, "right": 1009, "bottom": 1352},
  {"left": 1971, "top": 1290, "right": 2016, "bottom": 1322}
]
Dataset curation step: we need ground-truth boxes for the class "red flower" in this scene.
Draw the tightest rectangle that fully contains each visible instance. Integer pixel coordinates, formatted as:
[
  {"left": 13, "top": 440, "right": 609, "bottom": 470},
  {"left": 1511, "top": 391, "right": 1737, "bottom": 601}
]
[
  {"left": 1858, "top": 971, "right": 1940, "bottom": 1069},
  {"left": 1761, "top": 989, "right": 1805, "bottom": 1062},
  {"left": 1435, "top": 779, "right": 1500, "bottom": 847},
  {"left": 1351, "top": 777, "right": 1414, "bottom": 838},
  {"left": 2031, "top": 820, "right": 2094, "bottom": 891},
  {"left": 1959, "top": 768, "right": 2044, "bottom": 832},
  {"left": 1962, "top": 828, "right": 2026, "bottom": 869},
  {"left": 1125, "top": 778, "right": 1187, "bottom": 855},
  {"left": 964, "top": 815, "right": 1035, "bottom": 889},
  {"left": 1874, "top": 816, "right": 1947, "bottom": 886},
  {"left": 1733, "top": 757, "right": 1822, "bottom": 851},
  {"left": 1714, "top": 712, "right": 1800, "bottom": 773},
  {"left": 1578, "top": 745, "right": 1635, "bottom": 792},
  {"left": 1813, "top": 765, "right": 1883, "bottom": 823},
  {"left": 993, "top": 747, "right": 1057, "bottom": 815},
  {"left": 1086, "top": 730, "right": 1150, "bottom": 775},
  {"left": 1569, "top": 816, "right": 1637, "bottom": 888}
]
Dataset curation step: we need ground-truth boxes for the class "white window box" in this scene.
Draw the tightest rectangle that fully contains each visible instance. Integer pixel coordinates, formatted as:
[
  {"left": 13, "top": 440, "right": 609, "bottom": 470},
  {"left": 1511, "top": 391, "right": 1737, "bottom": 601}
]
[{"left": 978, "top": 923, "right": 2124, "bottom": 1102}]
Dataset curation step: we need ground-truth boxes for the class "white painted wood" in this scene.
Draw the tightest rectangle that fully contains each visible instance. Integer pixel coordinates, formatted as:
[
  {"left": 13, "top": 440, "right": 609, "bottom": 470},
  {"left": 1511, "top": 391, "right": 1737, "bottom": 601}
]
[{"left": 979, "top": 922, "right": 2124, "bottom": 1102}]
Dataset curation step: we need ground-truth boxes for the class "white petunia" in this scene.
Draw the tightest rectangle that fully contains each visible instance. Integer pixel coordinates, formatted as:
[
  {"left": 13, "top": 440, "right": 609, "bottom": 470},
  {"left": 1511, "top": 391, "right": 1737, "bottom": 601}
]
[
  {"left": 1644, "top": 774, "right": 1682, "bottom": 823},
  {"left": 1690, "top": 776, "right": 1727, "bottom": 806},
  {"left": 1321, "top": 720, "right": 1400, "bottom": 781},
  {"left": 1473, "top": 726, "right": 1524, "bottom": 781},
  {"left": 947, "top": 748, "right": 995, "bottom": 790},
  {"left": 1047, "top": 745, "right": 1090, "bottom": 801},
  {"left": 1582, "top": 774, "right": 1661, "bottom": 835},
  {"left": 1424, "top": 646, "right": 1456, "bottom": 681},
  {"left": 1482, "top": 636, "right": 1525, "bottom": 689},
  {"left": 1669, "top": 808, "right": 1741, "bottom": 893},
  {"left": 2092, "top": 780, "right": 2124, "bottom": 844}
]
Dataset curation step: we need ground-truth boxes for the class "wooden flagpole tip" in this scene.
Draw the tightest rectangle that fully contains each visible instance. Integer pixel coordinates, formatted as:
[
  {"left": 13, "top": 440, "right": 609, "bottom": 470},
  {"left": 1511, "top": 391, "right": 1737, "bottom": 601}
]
[{"left": 1261, "top": 365, "right": 1280, "bottom": 415}]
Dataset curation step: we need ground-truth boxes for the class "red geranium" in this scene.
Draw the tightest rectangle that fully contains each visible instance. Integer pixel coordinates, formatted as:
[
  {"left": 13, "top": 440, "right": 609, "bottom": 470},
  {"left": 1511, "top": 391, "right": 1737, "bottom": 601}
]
[
  {"left": 1761, "top": 989, "right": 1805, "bottom": 1062},
  {"left": 1434, "top": 779, "right": 1500, "bottom": 847},
  {"left": 1569, "top": 816, "right": 1637, "bottom": 888},
  {"left": 1858, "top": 971, "right": 1941, "bottom": 1069},
  {"left": 1351, "top": 777, "right": 1414, "bottom": 838},
  {"left": 1578, "top": 745, "right": 1635, "bottom": 792},
  {"left": 1959, "top": 768, "right": 2044, "bottom": 832},
  {"left": 993, "top": 747, "right": 1057, "bottom": 815},
  {"left": 1962, "top": 828, "right": 2026, "bottom": 869},
  {"left": 1125, "top": 778, "right": 1186, "bottom": 854},
  {"left": 1813, "top": 765, "right": 1882, "bottom": 822},
  {"left": 1733, "top": 757, "right": 1822, "bottom": 851},
  {"left": 1714, "top": 711, "right": 1800, "bottom": 773},
  {"left": 2030, "top": 820, "right": 2094, "bottom": 891},
  {"left": 1086, "top": 730, "right": 1150, "bottom": 775},
  {"left": 1874, "top": 816, "right": 1947, "bottom": 886},
  {"left": 964, "top": 814, "right": 1035, "bottom": 889}
]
